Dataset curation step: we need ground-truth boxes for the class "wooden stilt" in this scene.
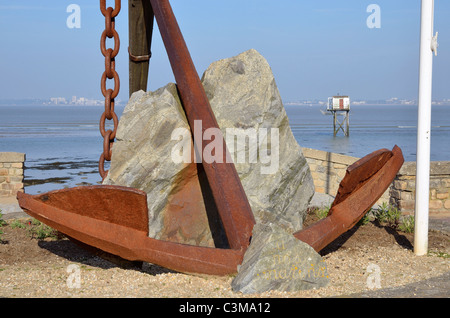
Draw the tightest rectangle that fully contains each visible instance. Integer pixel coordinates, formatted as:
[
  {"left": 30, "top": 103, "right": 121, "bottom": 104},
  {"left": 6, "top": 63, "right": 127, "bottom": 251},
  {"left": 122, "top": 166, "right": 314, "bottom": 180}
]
[
  {"left": 346, "top": 111, "right": 350, "bottom": 136},
  {"left": 333, "top": 112, "right": 337, "bottom": 137},
  {"left": 331, "top": 110, "right": 350, "bottom": 137},
  {"left": 128, "top": 0, "right": 154, "bottom": 97}
]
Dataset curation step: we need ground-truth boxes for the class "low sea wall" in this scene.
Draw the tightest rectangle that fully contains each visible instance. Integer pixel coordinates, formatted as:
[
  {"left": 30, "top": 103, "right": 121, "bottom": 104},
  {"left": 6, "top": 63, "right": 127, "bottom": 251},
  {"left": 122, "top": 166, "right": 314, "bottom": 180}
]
[
  {"left": 302, "top": 147, "right": 450, "bottom": 217},
  {"left": 0, "top": 152, "right": 25, "bottom": 197},
  {"left": 2, "top": 150, "right": 449, "bottom": 217},
  {"left": 390, "top": 161, "right": 450, "bottom": 217}
]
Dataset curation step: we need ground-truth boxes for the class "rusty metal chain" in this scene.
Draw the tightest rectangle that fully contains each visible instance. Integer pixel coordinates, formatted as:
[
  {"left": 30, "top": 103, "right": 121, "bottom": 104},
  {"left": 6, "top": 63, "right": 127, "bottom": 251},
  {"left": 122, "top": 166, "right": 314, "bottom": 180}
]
[{"left": 99, "top": 0, "right": 121, "bottom": 180}]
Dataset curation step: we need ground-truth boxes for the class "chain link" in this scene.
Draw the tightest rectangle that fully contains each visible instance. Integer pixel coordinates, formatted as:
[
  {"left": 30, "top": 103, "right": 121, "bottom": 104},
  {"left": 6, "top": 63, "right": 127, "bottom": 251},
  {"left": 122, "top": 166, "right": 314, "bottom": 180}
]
[{"left": 99, "top": 0, "right": 121, "bottom": 180}]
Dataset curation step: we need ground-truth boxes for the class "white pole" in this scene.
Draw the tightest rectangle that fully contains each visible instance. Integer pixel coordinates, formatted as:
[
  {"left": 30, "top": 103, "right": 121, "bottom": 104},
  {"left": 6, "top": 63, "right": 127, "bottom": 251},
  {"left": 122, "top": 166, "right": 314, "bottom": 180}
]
[{"left": 415, "top": 0, "right": 436, "bottom": 256}]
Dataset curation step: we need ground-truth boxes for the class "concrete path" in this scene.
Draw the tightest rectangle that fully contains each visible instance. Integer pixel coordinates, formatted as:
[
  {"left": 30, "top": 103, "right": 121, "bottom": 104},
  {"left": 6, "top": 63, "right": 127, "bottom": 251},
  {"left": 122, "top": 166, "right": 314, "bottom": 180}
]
[{"left": 344, "top": 271, "right": 450, "bottom": 298}]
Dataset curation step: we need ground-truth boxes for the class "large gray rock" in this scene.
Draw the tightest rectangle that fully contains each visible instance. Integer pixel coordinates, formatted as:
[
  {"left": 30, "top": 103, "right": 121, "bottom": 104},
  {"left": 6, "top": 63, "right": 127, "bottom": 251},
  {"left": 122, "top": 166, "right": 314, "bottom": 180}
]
[
  {"left": 231, "top": 222, "right": 329, "bottom": 294},
  {"left": 104, "top": 49, "right": 315, "bottom": 247},
  {"left": 202, "top": 49, "right": 314, "bottom": 233},
  {"left": 103, "top": 84, "right": 228, "bottom": 247}
]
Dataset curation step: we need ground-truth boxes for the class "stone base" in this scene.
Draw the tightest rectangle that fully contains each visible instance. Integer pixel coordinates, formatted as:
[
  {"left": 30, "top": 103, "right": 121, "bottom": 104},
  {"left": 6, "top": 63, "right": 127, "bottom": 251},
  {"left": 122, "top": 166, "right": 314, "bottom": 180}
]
[{"left": 231, "top": 223, "right": 329, "bottom": 294}]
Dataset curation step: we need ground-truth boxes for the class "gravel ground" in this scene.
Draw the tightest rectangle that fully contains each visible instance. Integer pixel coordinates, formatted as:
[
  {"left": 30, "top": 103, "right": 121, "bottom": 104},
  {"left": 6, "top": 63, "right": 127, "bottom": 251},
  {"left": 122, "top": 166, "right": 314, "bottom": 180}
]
[
  {"left": 0, "top": 234, "right": 448, "bottom": 298},
  {"left": 1, "top": 196, "right": 449, "bottom": 299}
]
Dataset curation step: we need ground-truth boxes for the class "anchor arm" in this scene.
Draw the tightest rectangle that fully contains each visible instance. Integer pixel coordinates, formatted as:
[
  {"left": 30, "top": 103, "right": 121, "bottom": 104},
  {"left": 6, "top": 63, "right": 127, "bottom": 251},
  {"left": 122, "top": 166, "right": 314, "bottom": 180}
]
[{"left": 294, "top": 146, "right": 404, "bottom": 252}]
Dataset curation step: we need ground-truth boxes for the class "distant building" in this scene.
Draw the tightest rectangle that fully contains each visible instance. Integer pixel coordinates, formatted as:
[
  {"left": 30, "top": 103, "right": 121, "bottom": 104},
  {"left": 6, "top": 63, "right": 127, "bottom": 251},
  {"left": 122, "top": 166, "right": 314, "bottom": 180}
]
[
  {"left": 327, "top": 96, "right": 350, "bottom": 111},
  {"left": 326, "top": 95, "right": 350, "bottom": 137},
  {"left": 50, "top": 97, "right": 67, "bottom": 105}
]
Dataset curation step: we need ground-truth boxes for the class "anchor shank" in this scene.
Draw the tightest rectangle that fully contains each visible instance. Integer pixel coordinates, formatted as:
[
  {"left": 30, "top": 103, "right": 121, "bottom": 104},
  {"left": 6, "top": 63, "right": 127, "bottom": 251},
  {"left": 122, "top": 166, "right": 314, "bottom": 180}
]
[{"left": 149, "top": 0, "right": 255, "bottom": 250}]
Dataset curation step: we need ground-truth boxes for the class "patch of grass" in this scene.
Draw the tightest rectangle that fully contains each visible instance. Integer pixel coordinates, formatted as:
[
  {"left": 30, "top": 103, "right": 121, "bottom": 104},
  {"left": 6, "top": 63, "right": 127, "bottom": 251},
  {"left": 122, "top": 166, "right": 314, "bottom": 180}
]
[
  {"left": 10, "top": 219, "right": 26, "bottom": 229},
  {"left": 0, "top": 215, "right": 62, "bottom": 242},
  {"left": 357, "top": 212, "right": 372, "bottom": 226},
  {"left": 372, "top": 202, "right": 415, "bottom": 233},
  {"left": 428, "top": 251, "right": 449, "bottom": 259},
  {"left": 314, "top": 205, "right": 330, "bottom": 220},
  {"left": 0, "top": 209, "right": 6, "bottom": 243},
  {"left": 310, "top": 205, "right": 372, "bottom": 226},
  {"left": 27, "top": 219, "right": 61, "bottom": 240},
  {"left": 312, "top": 204, "right": 372, "bottom": 226},
  {"left": 373, "top": 202, "right": 401, "bottom": 227},
  {"left": 0, "top": 210, "right": 7, "bottom": 227},
  {"left": 398, "top": 215, "right": 415, "bottom": 233},
  {"left": 310, "top": 201, "right": 416, "bottom": 233}
]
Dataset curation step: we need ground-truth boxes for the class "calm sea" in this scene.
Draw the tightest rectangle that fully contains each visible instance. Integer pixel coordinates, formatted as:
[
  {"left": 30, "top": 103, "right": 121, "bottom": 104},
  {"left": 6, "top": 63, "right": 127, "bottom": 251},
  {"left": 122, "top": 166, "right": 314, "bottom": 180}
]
[
  {"left": 286, "top": 104, "right": 450, "bottom": 161},
  {"left": 1, "top": 104, "right": 449, "bottom": 194}
]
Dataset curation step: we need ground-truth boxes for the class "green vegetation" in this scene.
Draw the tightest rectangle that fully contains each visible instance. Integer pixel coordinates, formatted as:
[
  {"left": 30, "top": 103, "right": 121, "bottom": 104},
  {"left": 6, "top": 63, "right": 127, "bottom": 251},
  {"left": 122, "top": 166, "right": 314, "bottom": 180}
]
[
  {"left": 357, "top": 212, "right": 372, "bottom": 226},
  {"left": 428, "top": 251, "right": 450, "bottom": 259},
  {"left": 371, "top": 202, "right": 415, "bottom": 233},
  {"left": 27, "top": 218, "right": 60, "bottom": 240},
  {"left": 314, "top": 205, "right": 330, "bottom": 220},
  {"left": 372, "top": 202, "right": 401, "bottom": 227},
  {"left": 0, "top": 210, "right": 6, "bottom": 227},
  {"left": 311, "top": 202, "right": 415, "bottom": 233},
  {"left": 0, "top": 209, "right": 6, "bottom": 242},
  {"left": 398, "top": 215, "right": 415, "bottom": 233},
  {"left": 10, "top": 219, "right": 26, "bottom": 229},
  {"left": 0, "top": 212, "right": 61, "bottom": 241}
]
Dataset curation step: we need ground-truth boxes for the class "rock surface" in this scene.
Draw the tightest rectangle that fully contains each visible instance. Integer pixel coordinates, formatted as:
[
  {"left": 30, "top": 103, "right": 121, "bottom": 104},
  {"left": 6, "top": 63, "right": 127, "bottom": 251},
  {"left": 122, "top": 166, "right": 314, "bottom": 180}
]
[
  {"left": 103, "top": 49, "right": 314, "bottom": 247},
  {"left": 203, "top": 49, "right": 314, "bottom": 233},
  {"left": 103, "top": 84, "right": 224, "bottom": 246},
  {"left": 231, "top": 222, "right": 329, "bottom": 294}
]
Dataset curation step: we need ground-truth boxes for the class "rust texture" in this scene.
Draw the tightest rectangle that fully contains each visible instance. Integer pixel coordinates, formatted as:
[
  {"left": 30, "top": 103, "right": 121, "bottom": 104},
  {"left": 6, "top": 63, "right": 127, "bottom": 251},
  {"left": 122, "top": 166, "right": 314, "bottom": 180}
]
[
  {"left": 149, "top": 0, "right": 255, "bottom": 250},
  {"left": 17, "top": 188, "right": 244, "bottom": 275},
  {"left": 17, "top": 145, "right": 404, "bottom": 275},
  {"left": 294, "top": 145, "right": 404, "bottom": 252},
  {"left": 16, "top": 0, "right": 406, "bottom": 276},
  {"left": 99, "top": 0, "right": 122, "bottom": 179}
]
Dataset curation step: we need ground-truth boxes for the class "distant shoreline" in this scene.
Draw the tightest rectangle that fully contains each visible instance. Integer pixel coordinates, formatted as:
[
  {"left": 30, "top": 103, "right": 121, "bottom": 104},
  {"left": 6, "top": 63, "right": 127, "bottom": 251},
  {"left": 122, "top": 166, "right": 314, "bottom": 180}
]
[
  {"left": 2, "top": 101, "right": 450, "bottom": 107},
  {"left": 284, "top": 103, "right": 450, "bottom": 107}
]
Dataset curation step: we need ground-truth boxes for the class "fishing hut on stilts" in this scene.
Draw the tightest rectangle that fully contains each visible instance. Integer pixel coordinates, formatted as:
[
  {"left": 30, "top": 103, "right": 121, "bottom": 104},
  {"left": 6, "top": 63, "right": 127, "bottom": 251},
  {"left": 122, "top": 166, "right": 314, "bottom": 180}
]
[{"left": 327, "top": 95, "right": 350, "bottom": 136}]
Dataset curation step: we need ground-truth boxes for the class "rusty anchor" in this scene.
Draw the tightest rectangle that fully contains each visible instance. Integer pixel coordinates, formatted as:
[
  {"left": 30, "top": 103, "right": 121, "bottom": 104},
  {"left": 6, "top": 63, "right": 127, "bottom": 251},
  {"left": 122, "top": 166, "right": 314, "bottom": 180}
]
[{"left": 17, "top": 0, "right": 404, "bottom": 276}]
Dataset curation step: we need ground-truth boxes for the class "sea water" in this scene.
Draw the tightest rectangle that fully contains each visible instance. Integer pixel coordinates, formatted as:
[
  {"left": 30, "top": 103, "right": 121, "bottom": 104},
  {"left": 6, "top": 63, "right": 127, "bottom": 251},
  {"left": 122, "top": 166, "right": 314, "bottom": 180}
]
[
  {"left": 286, "top": 104, "right": 450, "bottom": 161},
  {"left": 1, "top": 104, "right": 449, "bottom": 194},
  {"left": 0, "top": 105, "right": 120, "bottom": 194}
]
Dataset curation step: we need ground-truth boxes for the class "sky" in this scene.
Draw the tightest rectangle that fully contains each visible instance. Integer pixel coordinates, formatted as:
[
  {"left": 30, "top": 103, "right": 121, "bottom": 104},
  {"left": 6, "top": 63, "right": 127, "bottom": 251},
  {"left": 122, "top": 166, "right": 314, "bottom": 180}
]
[{"left": 0, "top": 0, "right": 449, "bottom": 103}]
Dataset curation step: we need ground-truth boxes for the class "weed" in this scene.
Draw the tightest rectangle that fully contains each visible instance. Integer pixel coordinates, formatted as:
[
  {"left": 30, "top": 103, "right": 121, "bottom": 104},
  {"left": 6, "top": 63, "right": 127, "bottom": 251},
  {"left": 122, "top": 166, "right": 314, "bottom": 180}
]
[
  {"left": 372, "top": 202, "right": 415, "bottom": 233},
  {"left": 373, "top": 202, "right": 401, "bottom": 227},
  {"left": 27, "top": 219, "right": 60, "bottom": 240},
  {"left": 0, "top": 209, "right": 6, "bottom": 243},
  {"left": 357, "top": 212, "right": 372, "bottom": 226},
  {"left": 0, "top": 210, "right": 7, "bottom": 227},
  {"left": 398, "top": 215, "right": 415, "bottom": 233},
  {"left": 10, "top": 219, "right": 26, "bottom": 229},
  {"left": 314, "top": 205, "right": 330, "bottom": 220},
  {"left": 312, "top": 204, "right": 371, "bottom": 226},
  {"left": 428, "top": 251, "right": 449, "bottom": 259}
]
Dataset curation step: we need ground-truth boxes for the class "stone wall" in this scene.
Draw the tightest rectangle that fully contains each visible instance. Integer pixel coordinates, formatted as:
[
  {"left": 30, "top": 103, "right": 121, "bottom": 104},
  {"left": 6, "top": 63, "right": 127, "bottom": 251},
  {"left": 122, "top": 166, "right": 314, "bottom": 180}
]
[
  {"left": 390, "top": 161, "right": 450, "bottom": 217},
  {"left": 302, "top": 147, "right": 450, "bottom": 217},
  {"left": 0, "top": 152, "right": 25, "bottom": 197},
  {"left": 302, "top": 148, "right": 359, "bottom": 197},
  {"left": 302, "top": 147, "right": 390, "bottom": 205}
]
